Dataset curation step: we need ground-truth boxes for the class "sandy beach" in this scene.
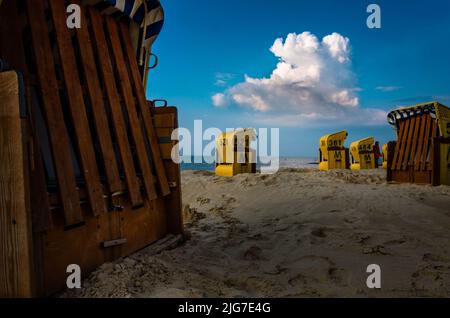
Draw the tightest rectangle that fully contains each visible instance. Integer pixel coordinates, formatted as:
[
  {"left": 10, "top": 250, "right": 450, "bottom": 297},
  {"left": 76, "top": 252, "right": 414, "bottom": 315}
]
[{"left": 62, "top": 169, "right": 450, "bottom": 298}]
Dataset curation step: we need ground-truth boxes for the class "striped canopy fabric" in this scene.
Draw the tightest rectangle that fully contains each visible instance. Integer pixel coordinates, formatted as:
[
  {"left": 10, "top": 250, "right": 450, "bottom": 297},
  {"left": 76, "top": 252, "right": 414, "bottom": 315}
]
[
  {"left": 84, "top": 0, "right": 164, "bottom": 67},
  {"left": 387, "top": 102, "right": 438, "bottom": 128}
]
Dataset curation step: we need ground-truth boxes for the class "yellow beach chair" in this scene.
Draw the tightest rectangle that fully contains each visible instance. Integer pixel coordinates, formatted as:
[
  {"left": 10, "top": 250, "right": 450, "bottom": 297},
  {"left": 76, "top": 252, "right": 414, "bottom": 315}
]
[
  {"left": 215, "top": 129, "right": 257, "bottom": 177},
  {"left": 319, "top": 130, "right": 349, "bottom": 170},
  {"left": 350, "top": 137, "right": 376, "bottom": 170},
  {"left": 382, "top": 144, "right": 388, "bottom": 169}
]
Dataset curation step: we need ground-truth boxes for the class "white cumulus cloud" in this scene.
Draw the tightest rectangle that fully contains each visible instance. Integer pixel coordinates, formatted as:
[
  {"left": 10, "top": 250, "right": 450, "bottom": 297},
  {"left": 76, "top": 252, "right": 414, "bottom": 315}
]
[
  {"left": 212, "top": 93, "right": 226, "bottom": 107},
  {"left": 211, "top": 31, "right": 387, "bottom": 126}
]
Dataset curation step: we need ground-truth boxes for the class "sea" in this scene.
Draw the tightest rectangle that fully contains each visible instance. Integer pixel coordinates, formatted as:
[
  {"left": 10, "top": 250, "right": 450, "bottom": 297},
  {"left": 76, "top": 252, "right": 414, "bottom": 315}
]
[{"left": 181, "top": 157, "right": 319, "bottom": 171}]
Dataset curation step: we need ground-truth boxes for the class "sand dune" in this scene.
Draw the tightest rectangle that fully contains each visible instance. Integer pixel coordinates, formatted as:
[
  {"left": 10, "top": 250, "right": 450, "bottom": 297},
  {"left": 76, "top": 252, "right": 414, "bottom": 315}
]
[{"left": 62, "top": 169, "right": 450, "bottom": 298}]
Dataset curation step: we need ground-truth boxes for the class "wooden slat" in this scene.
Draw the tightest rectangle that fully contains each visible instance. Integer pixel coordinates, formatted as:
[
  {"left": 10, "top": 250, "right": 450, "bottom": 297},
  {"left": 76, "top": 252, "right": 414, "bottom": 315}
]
[
  {"left": 415, "top": 115, "right": 428, "bottom": 171},
  {"left": 391, "top": 120, "right": 405, "bottom": 170},
  {"left": 401, "top": 116, "right": 416, "bottom": 170},
  {"left": 409, "top": 115, "right": 422, "bottom": 166},
  {"left": 396, "top": 119, "right": 410, "bottom": 170},
  {"left": 28, "top": 90, "right": 53, "bottom": 232},
  {"left": 48, "top": 0, "right": 105, "bottom": 216},
  {"left": 393, "top": 120, "right": 407, "bottom": 170},
  {"left": 118, "top": 23, "right": 171, "bottom": 197},
  {"left": 104, "top": 16, "right": 157, "bottom": 201},
  {"left": 420, "top": 116, "right": 432, "bottom": 171},
  {"left": 432, "top": 120, "right": 438, "bottom": 139},
  {"left": 72, "top": 0, "right": 122, "bottom": 194},
  {"left": 26, "top": 0, "right": 83, "bottom": 225},
  {"left": 153, "top": 107, "right": 183, "bottom": 234},
  {"left": 87, "top": 7, "right": 143, "bottom": 206},
  {"left": 0, "top": 71, "right": 33, "bottom": 297}
]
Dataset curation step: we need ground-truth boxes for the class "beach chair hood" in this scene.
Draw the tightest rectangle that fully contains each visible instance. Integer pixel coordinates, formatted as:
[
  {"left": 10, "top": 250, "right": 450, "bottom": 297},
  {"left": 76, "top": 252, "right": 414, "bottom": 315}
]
[
  {"left": 387, "top": 101, "right": 450, "bottom": 137},
  {"left": 84, "top": 0, "right": 164, "bottom": 72}
]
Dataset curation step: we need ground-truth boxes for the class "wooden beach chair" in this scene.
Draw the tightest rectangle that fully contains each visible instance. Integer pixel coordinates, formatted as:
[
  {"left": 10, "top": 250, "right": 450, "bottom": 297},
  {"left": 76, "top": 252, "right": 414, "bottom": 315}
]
[
  {"left": 386, "top": 101, "right": 450, "bottom": 186},
  {"left": 0, "top": 0, "right": 182, "bottom": 296}
]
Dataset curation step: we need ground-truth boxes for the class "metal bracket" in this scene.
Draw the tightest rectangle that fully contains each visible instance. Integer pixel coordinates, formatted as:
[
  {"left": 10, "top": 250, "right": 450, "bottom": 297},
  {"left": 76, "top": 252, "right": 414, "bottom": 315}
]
[
  {"left": 151, "top": 99, "right": 168, "bottom": 107},
  {"left": 147, "top": 53, "right": 158, "bottom": 70},
  {"left": 102, "top": 238, "right": 127, "bottom": 248}
]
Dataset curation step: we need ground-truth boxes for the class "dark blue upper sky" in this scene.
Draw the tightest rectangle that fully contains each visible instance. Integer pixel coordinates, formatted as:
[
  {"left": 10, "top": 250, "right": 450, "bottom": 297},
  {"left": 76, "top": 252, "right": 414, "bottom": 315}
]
[{"left": 147, "top": 0, "right": 450, "bottom": 156}]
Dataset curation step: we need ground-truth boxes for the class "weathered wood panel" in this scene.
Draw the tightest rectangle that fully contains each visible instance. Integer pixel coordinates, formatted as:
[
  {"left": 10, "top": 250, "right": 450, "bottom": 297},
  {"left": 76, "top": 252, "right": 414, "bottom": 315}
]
[
  {"left": 396, "top": 119, "right": 410, "bottom": 171},
  {"left": 391, "top": 120, "right": 405, "bottom": 170},
  {"left": 153, "top": 106, "right": 183, "bottom": 234},
  {"left": 105, "top": 16, "right": 157, "bottom": 201},
  {"left": 119, "top": 24, "right": 170, "bottom": 197},
  {"left": 414, "top": 115, "right": 427, "bottom": 171},
  {"left": 48, "top": 0, "right": 105, "bottom": 216},
  {"left": 408, "top": 115, "right": 422, "bottom": 167},
  {"left": 0, "top": 71, "right": 33, "bottom": 297},
  {"left": 401, "top": 117, "right": 416, "bottom": 170},
  {"left": 390, "top": 114, "right": 442, "bottom": 185},
  {"left": 88, "top": 7, "right": 143, "bottom": 206},
  {"left": 73, "top": 0, "right": 122, "bottom": 194},
  {"left": 26, "top": 0, "right": 83, "bottom": 225}
]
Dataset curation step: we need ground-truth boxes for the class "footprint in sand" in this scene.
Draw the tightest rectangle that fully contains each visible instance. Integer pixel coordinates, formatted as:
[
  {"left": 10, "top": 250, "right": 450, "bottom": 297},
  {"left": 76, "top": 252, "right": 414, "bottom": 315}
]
[
  {"left": 263, "top": 264, "right": 288, "bottom": 275},
  {"left": 288, "top": 272, "right": 312, "bottom": 286},
  {"left": 288, "top": 255, "right": 348, "bottom": 287},
  {"left": 410, "top": 253, "right": 450, "bottom": 293},
  {"left": 352, "top": 233, "right": 371, "bottom": 245},
  {"left": 411, "top": 262, "right": 450, "bottom": 293},
  {"left": 328, "top": 267, "right": 349, "bottom": 286},
  {"left": 212, "top": 176, "right": 232, "bottom": 184},
  {"left": 182, "top": 205, "right": 206, "bottom": 225},
  {"left": 240, "top": 177, "right": 258, "bottom": 188},
  {"left": 311, "top": 227, "right": 328, "bottom": 238},
  {"left": 422, "top": 253, "right": 449, "bottom": 263},
  {"left": 196, "top": 196, "right": 211, "bottom": 205},
  {"left": 383, "top": 238, "right": 407, "bottom": 246},
  {"left": 344, "top": 217, "right": 359, "bottom": 224},
  {"left": 247, "top": 233, "right": 264, "bottom": 241},
  {"left": 193, "top": 170, "right": 214, "bottom": 177},
  {"left": 221, "top": 195, "right": 237, "bottom": 205},
  {"left": 362, "top": 245, "right": 391, "bottom": 255},
  {"left": 243, "top": 245, "right": 266, "bottom": 261},
  {"left": 256, "top": 174, "right": 279, "bottom": 186}
]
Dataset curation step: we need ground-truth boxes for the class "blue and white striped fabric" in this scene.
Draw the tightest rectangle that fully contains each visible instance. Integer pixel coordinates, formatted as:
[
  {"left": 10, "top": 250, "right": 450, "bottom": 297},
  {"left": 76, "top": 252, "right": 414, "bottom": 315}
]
[{"left": 85, "top": 0, "right": 164, "bottom": 65}]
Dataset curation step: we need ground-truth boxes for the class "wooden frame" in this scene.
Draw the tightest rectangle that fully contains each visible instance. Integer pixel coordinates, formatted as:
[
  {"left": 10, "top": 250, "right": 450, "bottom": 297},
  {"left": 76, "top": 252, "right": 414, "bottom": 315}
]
[{"left": 0, "top": 0, "right": 182, "bottom": 297}]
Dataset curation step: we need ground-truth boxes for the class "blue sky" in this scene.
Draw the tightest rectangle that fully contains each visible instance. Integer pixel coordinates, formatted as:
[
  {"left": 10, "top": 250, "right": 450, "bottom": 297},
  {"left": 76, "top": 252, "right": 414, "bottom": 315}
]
[{"left": 146, "top": 0, "right": 450, "bottom": 157}]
